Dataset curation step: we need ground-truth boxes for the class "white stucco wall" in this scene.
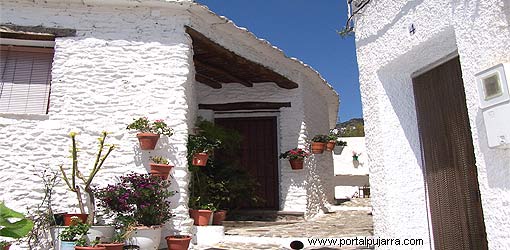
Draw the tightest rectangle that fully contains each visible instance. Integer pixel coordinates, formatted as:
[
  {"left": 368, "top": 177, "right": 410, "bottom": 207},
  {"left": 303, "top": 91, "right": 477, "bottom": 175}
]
[
  {"left": 355, "top": 0, "right": 510, "bottom": 249},
  {"left": 332, "top": 137, "right": 369, "bottom": 199},
  {"left": 0, "top": 1, "right": 195, "bottom": 249}
]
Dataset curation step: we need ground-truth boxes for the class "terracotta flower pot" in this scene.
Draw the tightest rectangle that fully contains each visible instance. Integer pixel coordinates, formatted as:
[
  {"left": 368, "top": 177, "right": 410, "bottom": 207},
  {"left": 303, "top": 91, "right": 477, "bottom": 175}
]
[
  {"left": 212, "top": 210, "right": 227, "bottom": 225},
  {"left": 2, "top": 244, "right": 11, "bottom": 250},
  {"left": 149, "top": 163, "right": 174, "bottom": 180},
  {"left": 136, "top": 133, "right": 160, "bottom": 150},
  {"left": 97, "top": 243, "right": 124, "bottom": 250},
  {"left": 311, "top": 142, "right": 326, "bottom": 154},
  {"left": 189, "top": 209, "right": 213, "bottom": 226},
  {"left": 289, "top": 159, "right": 304, "bottom": 170},
  {"left": 325, "top": 141, "right": 336, "bottom": 151},
  {"left": 192, "top": 152, "right": 209, "bottom": 167},
  {"left": 63, "top": 213, "right": 89, "bottom": 226},
  {"left": 75, "top": 247, "right": 106, "bottom": 250},
  {"left": 165, "top": 235, "right": 191, "bottom": 250}
]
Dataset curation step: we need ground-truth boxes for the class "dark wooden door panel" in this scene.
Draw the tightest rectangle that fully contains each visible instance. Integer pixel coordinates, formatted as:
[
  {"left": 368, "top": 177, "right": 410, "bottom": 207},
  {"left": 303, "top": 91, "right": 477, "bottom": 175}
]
[
  {"left": 215, "top": 117, "right": 279, "bottom": 209},
  {"left": 413, "top": 57, "right": 488, "bottom": 250}
]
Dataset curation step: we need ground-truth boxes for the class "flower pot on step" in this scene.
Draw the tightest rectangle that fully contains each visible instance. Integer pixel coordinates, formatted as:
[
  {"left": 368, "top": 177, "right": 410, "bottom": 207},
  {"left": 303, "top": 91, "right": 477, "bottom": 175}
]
[
  {"left": 212, "top": 210, "right": 227, "bottom": 225},
  {"left": 97, "top": 243, "right": 124, "bottom": 250},
  {"left": 289, "top": 159, "right": 304, "bottom": 170},
  {"left": 325, "top": 141, "right": 336, "bottom": 151},
  {"left": 63, "top": 213, "right": 88, "bottom": 226},
  {"left": 311, "top": 142, "right": 326, "bottom": 154},
  {"left": 192, "top": 153, "right": 209, "bottom": 167},
  {"left": 189, "top": 209, "right": 213, "bottom": 226},
  {"left": 165, "top": 235, "right": 192, "bottom": 250},
  {"left": 149, "top": 163, "right": 174, "bottom": 180},
  {"left": 136, "top": 133, "right": 160, "bottom": 150}
]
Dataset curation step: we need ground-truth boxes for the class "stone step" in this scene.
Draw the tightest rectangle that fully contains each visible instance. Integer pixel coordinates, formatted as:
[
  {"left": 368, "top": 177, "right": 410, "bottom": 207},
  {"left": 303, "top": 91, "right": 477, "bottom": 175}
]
[{"left": 226, "top": 210, "right": 305, "bottom": 222}]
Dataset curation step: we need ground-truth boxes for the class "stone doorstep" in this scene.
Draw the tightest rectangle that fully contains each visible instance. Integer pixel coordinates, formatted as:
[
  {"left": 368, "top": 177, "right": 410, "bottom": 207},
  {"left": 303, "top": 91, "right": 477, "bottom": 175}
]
[{"left": 226, "top": 210, "right": 305, "bottom": 222}]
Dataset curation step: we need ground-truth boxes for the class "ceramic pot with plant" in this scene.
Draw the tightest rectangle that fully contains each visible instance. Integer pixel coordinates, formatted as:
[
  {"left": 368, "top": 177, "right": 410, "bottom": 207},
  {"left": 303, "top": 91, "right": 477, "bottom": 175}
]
[
  {"left": 59, "top": 131, "right": 116, "bottom": 225},
  {"left": 0, "top": 203, "right": 34, "bottom": 250},
  {"left": 96, "top": 173, "right": 176, "bottom": 250},
  {"left": 333, "top": 140, "right": 347, "bottom": 155},
  {"left": 149, "top": 156, "right": 174, "bottom": 180},
  {"left": 311, "top": 134, "right": 328, "bottom": 154},
  {"left": 165, "top": 235, "right": 192, "bottom": 250},
  {"left": 75, "top": 236, "right": 106, "bottom": 250},
  {"left": 127, "top": 117, "right": 174, "bottom": 150},
  {"left": 280, "top": 148, "right": 310, "bottom": 170},
  {"left": 97, "top": 230, "right": 126, "bottom": 250},
  {"left": 59, "top": 220, "right": 90, "bottom": 250},
  {"left": 325, "top": 128, "right": 340, "bottom": 151},
  {"left": 189, "top": 202, "right": 214, "bottom": 226},
  {"left": 188, "top": 135, "right": 221, "bottom": 167}
]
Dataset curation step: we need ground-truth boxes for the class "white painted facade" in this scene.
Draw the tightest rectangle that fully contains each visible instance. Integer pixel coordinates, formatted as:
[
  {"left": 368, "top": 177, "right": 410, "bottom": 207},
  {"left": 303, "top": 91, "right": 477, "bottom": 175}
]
[
  {"left": 0, "top": 1, "right": 338, "bottom": 248},
  {"left": 332, "top": 137, "right": 369, "bottom": 199},
  {"left": 354, "top": 0, "right": 510, "bottom": 249}
]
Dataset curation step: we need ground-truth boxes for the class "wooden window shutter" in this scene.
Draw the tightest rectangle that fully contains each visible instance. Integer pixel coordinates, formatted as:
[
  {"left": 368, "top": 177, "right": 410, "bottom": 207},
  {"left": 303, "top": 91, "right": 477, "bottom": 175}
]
[{"left": 0, "top": 45, "right": 54, "bottom": 114}]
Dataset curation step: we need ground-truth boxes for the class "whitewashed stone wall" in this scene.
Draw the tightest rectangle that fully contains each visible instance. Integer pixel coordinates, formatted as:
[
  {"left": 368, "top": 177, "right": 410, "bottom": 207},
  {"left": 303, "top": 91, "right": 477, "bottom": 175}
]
[
  {"left": 332, "top": 137, "right": 369, "bottom": 199},
  {"left": 355, "top": 0, "right": 510, "bottom": 249},
  {"left": 0, "top": 1, "right": 195, "bottom": 249}
]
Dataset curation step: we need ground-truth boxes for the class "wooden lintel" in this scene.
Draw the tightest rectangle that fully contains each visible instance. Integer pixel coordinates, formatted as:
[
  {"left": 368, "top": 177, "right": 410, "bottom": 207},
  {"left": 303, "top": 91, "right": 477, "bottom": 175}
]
[
  {"left": 194, "top": 60, "right": 253, "bottom": 87},
  {"left": 199, "top": 102, "right": 291, "bottom": 111},
  {"left": 196, "top": 73, "right": 222, "bottom": 89},
  {"left": 0, "top": 24, "right": 76, "bottom": 37}
]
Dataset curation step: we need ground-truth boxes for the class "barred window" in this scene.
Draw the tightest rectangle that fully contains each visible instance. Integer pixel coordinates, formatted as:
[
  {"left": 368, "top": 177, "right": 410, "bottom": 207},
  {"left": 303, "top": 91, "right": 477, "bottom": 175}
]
[{"left": 0, "top": 45, "right": 54, "bottom": 114}]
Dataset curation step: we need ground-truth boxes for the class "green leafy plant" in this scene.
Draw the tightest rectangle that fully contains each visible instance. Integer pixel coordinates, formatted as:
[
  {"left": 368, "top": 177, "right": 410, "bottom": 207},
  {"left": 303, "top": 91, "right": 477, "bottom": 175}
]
[
  {"left": 311, "top": 134, "right": 329, "bottom": 143},
  {"left": 127, "top": 117, "right": 173, "bottom": 136},
  {"left": 279, "top": 148, "right": 310, "bottom": 160},
  {"left": 0, "top": 241, "right": 9, "bottom": 247},
  {"left": 187, "top": 135, "right": 221, "bottom": 155},
  {"left": 149, "top": 156, "right": 169, "bottom": 165},
  {"left": 327, "top": 128, "right": 340, "bottom": 141},
  {"left": 59, "top": 131, "right": 115, "bottom": 224},
  {"left": 335, "top": 140, "right": 347, "bottom": 146},
  {"left": 59, "top": 219, "right": 90, "bottom": 242},
  {"left": 0, "top": 203, "right": 34, "bottom": 246}
]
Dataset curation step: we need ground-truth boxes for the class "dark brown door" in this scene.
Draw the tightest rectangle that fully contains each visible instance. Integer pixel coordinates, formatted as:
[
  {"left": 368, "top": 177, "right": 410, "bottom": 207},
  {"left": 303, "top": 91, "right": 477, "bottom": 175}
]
[
  {"left": 413, "top": 57, "right": 488, "bottom": 250},
  {"left": 215, "top": 117, "right": 279, "bottom": 210}
]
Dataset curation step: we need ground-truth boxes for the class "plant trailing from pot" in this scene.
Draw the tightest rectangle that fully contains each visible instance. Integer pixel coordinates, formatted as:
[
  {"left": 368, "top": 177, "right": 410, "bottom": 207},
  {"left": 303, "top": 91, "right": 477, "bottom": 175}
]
[
  {"left": 0, "top": 203, "right": 34, "bottom": 249},
  {"left": 96, "top": 173, "right": 175, "bottom": 250},
  {"left": 59, "top": 131, "right": 116, "bottom": 225},
  {"left": 149, "top": 156, "right": 174, "bottom": 180},
  {"left": 311, "top": 134, "right": 328, "bottom": 154},
  {"left": 279, "top": 148, "right": 310, "bottom": 170},
  {"left": 127, "top": 117, "right": 173, "bottom": 150},
  {"left": 187, "top": 134, "right": 221, "bottom": 167},
  {"left": 59, "top": 219, "right": 90, "bottom": 250}
]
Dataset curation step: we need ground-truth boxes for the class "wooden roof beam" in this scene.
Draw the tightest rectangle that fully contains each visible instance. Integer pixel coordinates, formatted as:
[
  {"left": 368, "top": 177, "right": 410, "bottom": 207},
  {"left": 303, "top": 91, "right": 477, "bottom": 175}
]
[
  {"left": 196, "top": 73, "right": 222, "bottom": 89},
  {"left": 198, "top": 102, "right": 291, "bottom": 111},
  {"left": 194, "top": 60, "right": 253, "bottom": 87}
]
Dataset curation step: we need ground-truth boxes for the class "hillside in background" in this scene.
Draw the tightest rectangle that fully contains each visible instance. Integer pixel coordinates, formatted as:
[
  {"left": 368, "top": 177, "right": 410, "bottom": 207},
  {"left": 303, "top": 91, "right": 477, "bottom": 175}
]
[{"left": 337, "top": 118, "right": 365, "bottom": 137}]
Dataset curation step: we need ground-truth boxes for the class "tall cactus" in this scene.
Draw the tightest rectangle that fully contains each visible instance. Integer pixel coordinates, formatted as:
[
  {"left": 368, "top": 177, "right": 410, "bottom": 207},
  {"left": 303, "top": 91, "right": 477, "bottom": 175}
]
[{"left": 60, "top": 131, "right": 115, "bottom": 224}]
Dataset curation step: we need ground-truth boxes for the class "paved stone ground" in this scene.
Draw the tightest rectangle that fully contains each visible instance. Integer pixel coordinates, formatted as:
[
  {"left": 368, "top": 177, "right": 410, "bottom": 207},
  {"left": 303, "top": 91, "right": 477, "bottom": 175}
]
[{"left": 191, "top": 199, "right": 373, "bottom": 250}]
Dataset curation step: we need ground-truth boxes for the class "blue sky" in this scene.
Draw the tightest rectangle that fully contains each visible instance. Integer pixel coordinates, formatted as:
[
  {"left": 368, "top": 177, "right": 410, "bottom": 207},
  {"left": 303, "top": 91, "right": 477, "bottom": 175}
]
[{"left": 195, "top": 0, "right": 362, "bottom": 123}]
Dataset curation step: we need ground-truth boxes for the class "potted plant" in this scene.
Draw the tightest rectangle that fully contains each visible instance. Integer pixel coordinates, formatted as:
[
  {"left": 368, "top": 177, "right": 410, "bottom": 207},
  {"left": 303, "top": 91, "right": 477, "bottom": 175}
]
[
  {"left": 325, "top": 128, "right": 340, "bottom": 151},
  {"left": 75, "top": 237, "right": 105, "bottom": 250},
  {"left": 96, "top": 173, "right": 175, "bottom": 250},
  {"left": 310, "top": 135, "right": 328, "bottom": 154},
  {"left": 334, "top": 139, "right": 347, "bottom": 155},
  {"left": 97, "top": 229, "right": 127, "bottom": 250},
  {"left": 59, "top": 132, "right": 115, "bottom": 226},
  {"left": 0, "top": 203, "right": 34, "bottom": 250},
  {"left": 187, "top": 135, "right": 220, "bottom": 167},
  {"left": 279, "top": 148, "right": 310, "bottom": 170},
  {"left": 59, "top": 219, "right": 90, "bottom": 250},
  {"left": 149, "top": 156, "right": 174, "bottom": 180},
  {"left": 165, "top": 235, "right": 192, "bottom": 250},
  {"left": 127, "top": 117, "right": 174, "bottom": 150},
  {"left": 188, "top": 197, "right": 214, "bottom": 226},
  {"left": 352, "top": 151, "right": 362, "bottom": 161}
]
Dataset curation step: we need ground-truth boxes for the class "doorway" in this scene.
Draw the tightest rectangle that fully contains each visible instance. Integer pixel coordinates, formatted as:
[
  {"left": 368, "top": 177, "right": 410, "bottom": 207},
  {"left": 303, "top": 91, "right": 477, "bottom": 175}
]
[
  {"left": 412, "top": 56, "right": 488, "bottom": 249},
  {"left": 215, "top": 116, "right": 279, "bottom": 210}
]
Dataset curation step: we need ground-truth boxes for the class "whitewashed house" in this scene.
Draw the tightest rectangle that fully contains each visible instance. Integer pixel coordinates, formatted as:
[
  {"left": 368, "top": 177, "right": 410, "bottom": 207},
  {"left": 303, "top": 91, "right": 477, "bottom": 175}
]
[
  {"left": 0, "top": 0, "right": 339, "bottom": 247},
  {"left": 353, "top": 0, "right": 510, "bottom": 249}
]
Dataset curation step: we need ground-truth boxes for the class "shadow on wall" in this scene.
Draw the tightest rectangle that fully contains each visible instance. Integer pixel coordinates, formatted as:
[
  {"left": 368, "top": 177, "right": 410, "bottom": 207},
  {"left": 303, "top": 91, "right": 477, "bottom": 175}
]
[
  {"left": 376, "top": 28, "right": 458, "bottom": 172},
  {"left": 475, "top": 110, "right": 510, "bottom": 190}
]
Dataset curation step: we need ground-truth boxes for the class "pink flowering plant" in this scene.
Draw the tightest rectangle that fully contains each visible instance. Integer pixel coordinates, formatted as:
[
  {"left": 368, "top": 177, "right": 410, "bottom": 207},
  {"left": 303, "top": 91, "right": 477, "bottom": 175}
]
[
  {"left": 279, "top": 148, "right": 311, "bottom": 160},
  {"left": 127, "top": 117, "right": 173, "bottom": 136},
  {"left": 95, "top": 173, "right": 175, "bottom": 226}
]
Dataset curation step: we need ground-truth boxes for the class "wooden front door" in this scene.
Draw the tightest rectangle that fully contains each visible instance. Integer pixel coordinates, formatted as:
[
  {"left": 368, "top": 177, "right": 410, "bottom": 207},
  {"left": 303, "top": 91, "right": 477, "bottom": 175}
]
[
  {"left": 215, "top": 117, "right": 279, "bottom": 210},
  {"left": 413, "top": 57, "right": 488, "bottom": 250}
]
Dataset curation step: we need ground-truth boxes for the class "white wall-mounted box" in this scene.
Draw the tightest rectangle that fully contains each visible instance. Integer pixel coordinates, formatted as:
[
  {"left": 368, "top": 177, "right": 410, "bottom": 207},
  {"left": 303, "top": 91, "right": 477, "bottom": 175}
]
[{"left": 476, "top": 63, "right": 510, "bottom": 148}]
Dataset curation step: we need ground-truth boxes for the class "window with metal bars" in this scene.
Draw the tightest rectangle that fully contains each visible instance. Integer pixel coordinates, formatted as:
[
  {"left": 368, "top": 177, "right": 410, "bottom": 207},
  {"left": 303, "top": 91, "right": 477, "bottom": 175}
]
[{"left": 0, "top": 45, "right": 54, "bottom": 114}]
